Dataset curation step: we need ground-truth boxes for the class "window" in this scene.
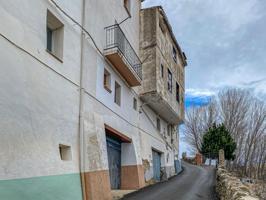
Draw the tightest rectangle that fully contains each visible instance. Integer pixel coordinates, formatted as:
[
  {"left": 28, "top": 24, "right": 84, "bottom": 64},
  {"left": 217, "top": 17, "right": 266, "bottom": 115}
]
[
  {"left": 176, "top": 82, "right": 180, "bottom": 103},
  {"left": 46, "top": 10, "right": 64, "bottom": 60},
  {"left": 133, "top": 98, "right": 137, "bottom": 110},
  {"left": 156, "top": 118, "right": 161, "bottom": 132},
  {"left": 124, "top": 0, "right": 131, "bottom": 15},
  {"left": 167, "top": 69, "right": 172, "bottom": 93},
  {"left": 172, "top": 46, "right": 177, "bottom": 63},
  {"left": 59, "top": 144, "right": 72, "bottom": 161},
  {"left": 171, "top": 135, "right": 174, "bottom": 144},
  {"left": 167, "top": 125, "right": 172, "bottom": 136},
  {"left": 160, "top": 64, "right": 164, "bottom": 78},
  {"left": 47, "top": 27, "right": 53, "bottom": 52},
  {"left": 114, "top": 82, "right": 121, "bottom": 106},
  {"left": 104, "top": 69, "right": 111, "bottom": 92}
]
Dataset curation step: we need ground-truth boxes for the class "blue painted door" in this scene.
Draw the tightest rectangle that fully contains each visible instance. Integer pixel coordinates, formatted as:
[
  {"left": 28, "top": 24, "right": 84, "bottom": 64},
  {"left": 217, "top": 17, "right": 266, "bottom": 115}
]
[
  {"left": 106, "top": 136, "right": 121, "bottom": 189},
  {"left": 152, "top": 150, "right": 161, "bottom": 181},
  {"left": 175, "top": 160, "right": 182, "bottom": 174}
]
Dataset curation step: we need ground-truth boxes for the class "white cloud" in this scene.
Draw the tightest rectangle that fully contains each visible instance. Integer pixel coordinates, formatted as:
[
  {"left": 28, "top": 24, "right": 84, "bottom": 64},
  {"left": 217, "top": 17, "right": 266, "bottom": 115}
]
[
  {"left": 186, "top": 88, "right": 215, "bottom": 97},
  {"left": 143, "top": 0, "right": 266, "bottom": 101}
]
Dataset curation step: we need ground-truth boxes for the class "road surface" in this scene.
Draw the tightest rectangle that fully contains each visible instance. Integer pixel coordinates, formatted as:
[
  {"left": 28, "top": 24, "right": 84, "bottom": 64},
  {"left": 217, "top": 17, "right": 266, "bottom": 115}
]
[{"left": 123, "top": 162, "right": 217, "bottom": 200}]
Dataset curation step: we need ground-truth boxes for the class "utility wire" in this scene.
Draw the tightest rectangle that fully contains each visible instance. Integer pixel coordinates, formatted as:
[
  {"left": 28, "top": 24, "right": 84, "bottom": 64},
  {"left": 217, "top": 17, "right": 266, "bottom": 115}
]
[
  {"left": 0, "top": 1, "right": 176, "bottom": 148},
  {"left": 49, "top": 0, "right": 105, "bottom": 58},
  {"left": 0, "top": 30, "right": 164, "bottom": 143},
  {"left": 50, "top": 0, "right": 179, "bottom": 148},
  {"left": 49, "top": 0, "right": 141, "bottom": 98}
]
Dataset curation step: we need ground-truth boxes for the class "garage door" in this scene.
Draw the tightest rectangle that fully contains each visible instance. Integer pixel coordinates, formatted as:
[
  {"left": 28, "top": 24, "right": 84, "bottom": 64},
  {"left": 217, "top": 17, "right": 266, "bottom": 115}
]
[
  {"left": 106, "top": 136, "right": 121, "bottom": 189},
  {"left": 152, "top": 150, "right": 161, "bottom": 181}
]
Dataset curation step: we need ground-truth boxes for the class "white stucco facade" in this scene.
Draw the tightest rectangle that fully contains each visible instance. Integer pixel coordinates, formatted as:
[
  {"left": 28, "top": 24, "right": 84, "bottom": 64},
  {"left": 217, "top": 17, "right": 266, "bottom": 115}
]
[{"left": 0, "top": 0, "right": 184, "bottom": 199}]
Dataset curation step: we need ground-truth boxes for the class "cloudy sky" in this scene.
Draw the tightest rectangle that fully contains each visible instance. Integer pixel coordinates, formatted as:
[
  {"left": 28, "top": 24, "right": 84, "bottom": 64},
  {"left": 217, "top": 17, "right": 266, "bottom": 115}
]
[{"left": 142, "top": 0, "right": 266, "bottom": 154}]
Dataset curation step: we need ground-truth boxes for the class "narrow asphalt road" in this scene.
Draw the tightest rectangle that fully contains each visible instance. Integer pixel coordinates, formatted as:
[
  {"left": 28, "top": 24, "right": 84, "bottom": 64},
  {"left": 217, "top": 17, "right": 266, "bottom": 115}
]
[{"left": 123, "top": 162, "right": 217, "bottom": 200}]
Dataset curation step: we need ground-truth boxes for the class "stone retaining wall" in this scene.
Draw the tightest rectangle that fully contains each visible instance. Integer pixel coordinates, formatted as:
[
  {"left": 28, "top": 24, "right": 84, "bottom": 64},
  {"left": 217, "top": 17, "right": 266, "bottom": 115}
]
[{"left": 216, "top": 167, "right": 259, "bottom": 200}]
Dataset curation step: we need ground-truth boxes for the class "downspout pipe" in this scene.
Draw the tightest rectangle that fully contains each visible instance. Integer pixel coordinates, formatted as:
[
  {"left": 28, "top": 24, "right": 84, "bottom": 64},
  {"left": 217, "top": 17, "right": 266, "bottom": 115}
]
[{"left": 79, "top": 0, "right": 86, "bottom": 199}]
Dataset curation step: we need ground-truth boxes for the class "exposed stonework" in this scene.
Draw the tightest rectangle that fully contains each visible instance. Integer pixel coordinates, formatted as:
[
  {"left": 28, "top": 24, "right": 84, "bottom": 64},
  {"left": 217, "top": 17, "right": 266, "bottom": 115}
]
[
  {"left": 219, "top": 149, "right": 225, "bottom": 167},
  {"left": 139, "top": 6, "right": 186, "bottom": 125},
  {"left": 216, "top": 167, "right": 259, "bottom": 200}
]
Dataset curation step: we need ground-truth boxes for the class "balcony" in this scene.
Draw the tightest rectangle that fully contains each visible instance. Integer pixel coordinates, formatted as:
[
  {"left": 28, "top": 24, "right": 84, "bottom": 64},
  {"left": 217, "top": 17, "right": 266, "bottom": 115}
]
[
  {"left": 104, "top": 24, "right": 142, "bottom": 87},
  {"left": 140, "top": 91, "right": 183, "bottom": 125}
]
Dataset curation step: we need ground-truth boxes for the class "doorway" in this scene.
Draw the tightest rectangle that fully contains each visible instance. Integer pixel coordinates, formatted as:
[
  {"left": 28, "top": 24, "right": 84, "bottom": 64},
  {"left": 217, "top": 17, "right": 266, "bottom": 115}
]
[
  {"left": 106, "top": 136, "right": 121, "bottom": 189},
  {"left": 152, "top": 150, "right": 161, "bottom": 181}
]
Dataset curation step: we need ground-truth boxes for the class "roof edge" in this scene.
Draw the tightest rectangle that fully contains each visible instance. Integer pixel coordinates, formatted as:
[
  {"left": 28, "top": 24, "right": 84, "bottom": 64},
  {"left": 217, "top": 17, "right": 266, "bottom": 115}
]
[{"left": 141, "top": 6, "right": 187, "bottom": 67}]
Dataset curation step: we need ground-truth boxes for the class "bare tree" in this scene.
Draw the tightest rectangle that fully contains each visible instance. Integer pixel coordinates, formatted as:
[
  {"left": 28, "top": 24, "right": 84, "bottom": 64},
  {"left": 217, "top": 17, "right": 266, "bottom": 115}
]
[
  {"left": 184, "top": 99, "right": 218, "bottom": 153},
  {"left": 243, "top": 99, "right": 266, "bottom": 177},
  {"left": 184, "top": 88, "right": 266, "bottom": 180},
  {"left": 218, "top": 89, "right": 251, "bottom": 170}
]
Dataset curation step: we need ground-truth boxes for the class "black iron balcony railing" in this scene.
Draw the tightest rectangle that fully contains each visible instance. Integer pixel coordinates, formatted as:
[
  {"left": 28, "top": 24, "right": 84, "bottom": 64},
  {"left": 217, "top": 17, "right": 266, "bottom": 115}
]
[{"left": 105, "top": 24, "right": 142, "bottom": 80}]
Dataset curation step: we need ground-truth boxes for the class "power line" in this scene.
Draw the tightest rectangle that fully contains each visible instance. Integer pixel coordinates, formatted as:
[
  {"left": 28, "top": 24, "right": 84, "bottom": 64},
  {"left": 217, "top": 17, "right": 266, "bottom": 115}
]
[
  {"left": 0, "top": 31, "right": 165, "bottom": 144},
  {"left": 1, "top": 0, "right": 177, "bottom": 150},
  {"left": 49, "top": 0, "right": 105, "bottom": 58},
  {"left": 49, "top": 0, "right": 141, "bottom": 98}
]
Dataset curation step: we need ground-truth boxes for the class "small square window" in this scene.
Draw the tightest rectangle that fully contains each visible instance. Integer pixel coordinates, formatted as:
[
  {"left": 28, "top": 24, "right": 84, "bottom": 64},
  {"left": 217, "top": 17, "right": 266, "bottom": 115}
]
[
  {"left": 133, "top": 98, "right": 137, "bottom": 110},
  {"left": 167, "top": 69, "right": 172, "bottom": 93},
  {"left": 172, "top": 46, "right": 177, "bottom": 63},
  {"left": 59, "top": 144, "right": 72, "bottom": 161},
  {"left": 156, "top": 118, "right": 161, "bottom": 132},
  {"left": 46, "top": 10, "right": 64, "bottom": 60},
  {"left": 176, "top": 82, "right": 180, "bottom": 103},
  {"left": 114, "top": 82, "right": 121, "bottom": 106},
  {"left": 104, "top": 69, "right": 111, "bottom": 92},
  {"left": 167, "top": 125, "right": 172, "bottom": 136}
]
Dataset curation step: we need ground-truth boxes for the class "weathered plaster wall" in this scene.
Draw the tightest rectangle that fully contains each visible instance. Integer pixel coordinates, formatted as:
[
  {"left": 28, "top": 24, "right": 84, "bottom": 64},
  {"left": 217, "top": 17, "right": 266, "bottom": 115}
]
[
  {"left": 0, "top": 0, "right": 83, "bottom": 199},
  {"left": 139, "top": 7, "right": 157, "bottom": 94},
  {"left": 82, "top": 0, "right": 178, "bottom": 183},
  {"left": 139, "top": 105, "right": 178, "bottom": 182},
  {"left": 0, "top": 0, "right": 83, "bottom": 180},
  {"left": 0, "top": 1, "right": 180, "bottom": 199}
]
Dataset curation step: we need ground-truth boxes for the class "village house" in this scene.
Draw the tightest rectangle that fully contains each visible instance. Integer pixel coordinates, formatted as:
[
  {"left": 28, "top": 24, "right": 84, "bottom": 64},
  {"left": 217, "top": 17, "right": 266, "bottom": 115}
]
[{"left": 0, "top": 1, "right": 186, "bottom": 200}]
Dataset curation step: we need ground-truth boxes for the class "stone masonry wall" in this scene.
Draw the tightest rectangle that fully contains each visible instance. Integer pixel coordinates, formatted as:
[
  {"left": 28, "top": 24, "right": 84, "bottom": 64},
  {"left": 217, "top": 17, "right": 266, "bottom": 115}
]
[
  {"left": 139, "top": 7, "right": 185, "bottom": 120},
  {"left": 216, "top": 167, "right": 259, "bottom": 200}
]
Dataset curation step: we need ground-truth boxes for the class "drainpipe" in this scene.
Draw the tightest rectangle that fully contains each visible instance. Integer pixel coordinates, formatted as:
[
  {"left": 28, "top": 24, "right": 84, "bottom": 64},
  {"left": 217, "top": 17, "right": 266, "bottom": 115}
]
[{"left": 79, "top": 0, "right": 86, "bottom": 199}]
